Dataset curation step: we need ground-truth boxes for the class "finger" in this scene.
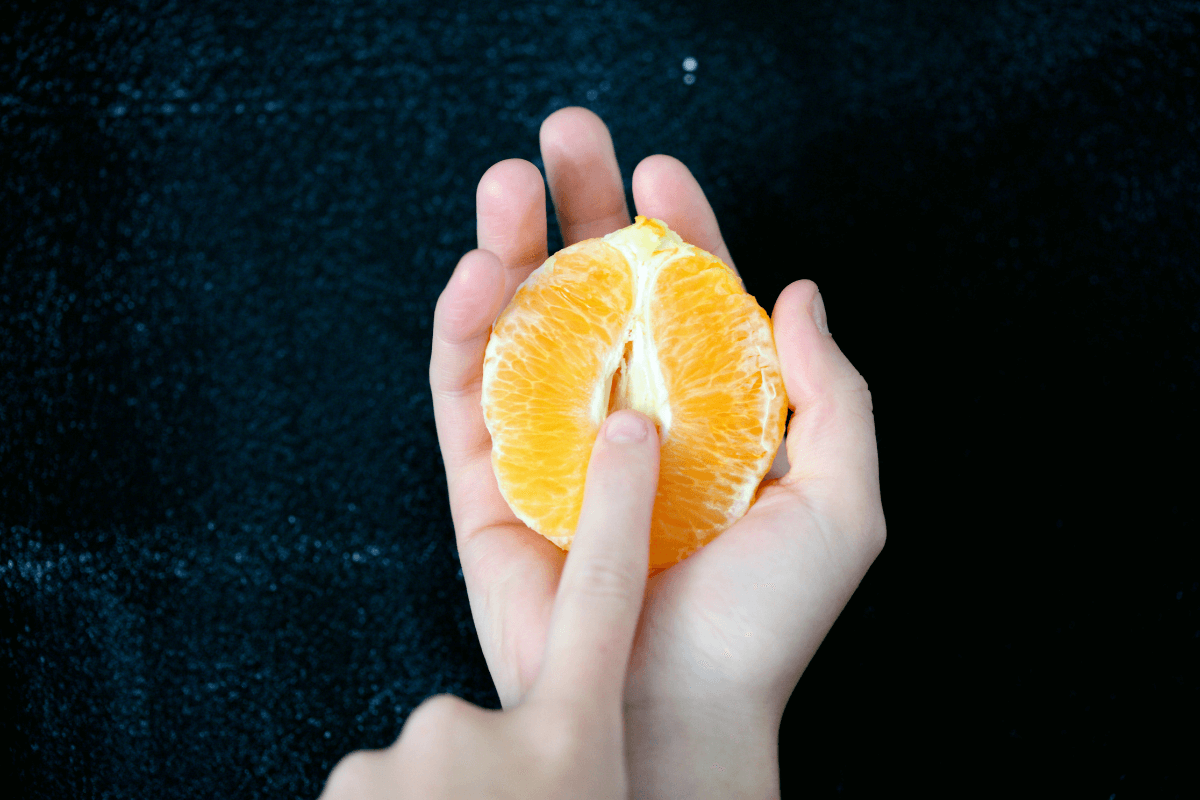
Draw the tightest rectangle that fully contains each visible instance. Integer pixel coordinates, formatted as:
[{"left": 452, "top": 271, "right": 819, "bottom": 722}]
[
  {"left": 540, "top": 107, "right": 631, "bottom": 246},
  {"left": 631, "top": 154, "right": 738, "bottom": 273},
  {"left": 390, "top": 695, "right": 506, "bottom": 796},
  {"left": 430, "top": 248, "right": 507, "bottom": 481},
  {"left": 337, "top": 695, "right": 519, "bottom": 798},
  {"left": 763, "top": 429, "right": 791, "bottom": 480},
  {"left": 771, "top": 280, "right": 885, "bottom": 546},
  {"left": 320, "top": 749, "right": 389, "bottom": 799},
  {"left": 531, "top": 411, "right": 659, "bottom": 709},
  {"left": 431, "top": 248, "right": 567, "bottom": 708},
  {"left": 476, "top": 158, "right": 549, "bottom": 302}
]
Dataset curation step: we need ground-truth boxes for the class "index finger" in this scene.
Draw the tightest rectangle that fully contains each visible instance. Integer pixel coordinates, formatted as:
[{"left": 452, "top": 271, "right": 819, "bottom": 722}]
[
  {"left": 529, "top": 411, "right": 660, "bottom": 711},
  {"left": 430, "top": 249, "right": 507, "bottom": 479},
  {"left": 476, "top": 158, "right": 549, "bottom": 303}
]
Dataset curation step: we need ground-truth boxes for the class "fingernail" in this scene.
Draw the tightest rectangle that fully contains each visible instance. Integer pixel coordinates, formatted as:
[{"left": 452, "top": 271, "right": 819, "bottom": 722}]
[
  {"left": 811, "top": 291, "right": 831, "bottom": 335},
  {"left": 605, "top": 411, "right": 649, "bottom": 443}
]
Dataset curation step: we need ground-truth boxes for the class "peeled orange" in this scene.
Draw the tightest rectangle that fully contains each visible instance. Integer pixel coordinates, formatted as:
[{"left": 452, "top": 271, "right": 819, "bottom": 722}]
[{"left": 481, "top": 216, "right": 787, "bottom": 572}]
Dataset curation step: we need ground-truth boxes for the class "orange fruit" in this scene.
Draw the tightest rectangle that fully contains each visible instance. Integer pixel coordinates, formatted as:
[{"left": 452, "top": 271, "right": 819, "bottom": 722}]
[{"left": 481, "top": 216, "right": 787, "bottom": 573}]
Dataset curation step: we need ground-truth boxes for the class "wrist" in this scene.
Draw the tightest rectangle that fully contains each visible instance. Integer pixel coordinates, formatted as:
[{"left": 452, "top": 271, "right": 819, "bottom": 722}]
[{"left": 623, "top": 700, "right": 781, "bottom": 800}]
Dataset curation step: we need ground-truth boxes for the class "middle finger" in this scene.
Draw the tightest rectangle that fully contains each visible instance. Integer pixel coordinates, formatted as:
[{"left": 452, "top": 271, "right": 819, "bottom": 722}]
[{"left": 540, "top": 107, "right": 631, "bottom": 246}]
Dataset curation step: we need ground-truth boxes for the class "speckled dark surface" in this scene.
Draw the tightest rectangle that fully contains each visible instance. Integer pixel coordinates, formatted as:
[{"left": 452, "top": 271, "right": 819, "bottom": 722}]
[{"left": 2, "top": 1, "right": 1197, "bottom": 797}]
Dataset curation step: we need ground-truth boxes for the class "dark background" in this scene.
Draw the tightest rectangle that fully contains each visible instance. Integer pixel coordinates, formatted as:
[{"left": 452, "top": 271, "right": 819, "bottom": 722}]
[{"left": 3, "top": 0, "right": 1197, "bottom": 797}]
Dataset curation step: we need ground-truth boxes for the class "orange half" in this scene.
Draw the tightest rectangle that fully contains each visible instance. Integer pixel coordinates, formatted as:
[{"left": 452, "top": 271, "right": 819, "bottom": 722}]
[{"left": 481, "top": 216, "right": 787, "bottom": 572}]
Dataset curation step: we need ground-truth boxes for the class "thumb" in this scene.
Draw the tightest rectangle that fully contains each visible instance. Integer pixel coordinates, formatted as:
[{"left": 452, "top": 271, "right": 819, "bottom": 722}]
[
  {"left": 772, "top": 280, "right": 884, "bottom": 544},
  {"left": 529, "top": 410, "right": 660, "bottom": 710}
]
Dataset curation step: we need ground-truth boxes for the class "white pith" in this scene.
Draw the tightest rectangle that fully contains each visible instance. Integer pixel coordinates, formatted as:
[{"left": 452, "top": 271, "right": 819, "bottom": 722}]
[{"left": 587, "top": 221, "right": 679, "bottom": 437}]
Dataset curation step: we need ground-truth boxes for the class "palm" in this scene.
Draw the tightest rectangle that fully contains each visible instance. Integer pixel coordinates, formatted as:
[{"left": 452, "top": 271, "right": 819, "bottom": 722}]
[
  {"left": 431, "top": 107, "right": 883, "bottom": 716},
  {"left": 441, "top": 451, "right": 833, "bottom": 713},
  {"left": 625, "top": 488, "right": 835, "bottom": 715}
]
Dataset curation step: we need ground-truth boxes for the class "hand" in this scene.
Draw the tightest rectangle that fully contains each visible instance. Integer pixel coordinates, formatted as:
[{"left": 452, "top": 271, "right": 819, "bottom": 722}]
[
  {"left": 428, "top": 107, "right": 886, "bottom": 798},
  {"left": 321, "top": 410, "right": 661, "bottom": 799}
]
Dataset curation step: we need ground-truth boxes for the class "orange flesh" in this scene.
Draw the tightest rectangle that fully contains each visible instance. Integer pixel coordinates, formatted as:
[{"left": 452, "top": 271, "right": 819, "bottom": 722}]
[
  {"left": 482, "top": 217, "right": 787, "bottom": 572},
  {"left": 649, "top": 252, "right": 782, "bottom": 566},
  {"left": 486, "top": 242, "right": 634, "bottom": 538}
]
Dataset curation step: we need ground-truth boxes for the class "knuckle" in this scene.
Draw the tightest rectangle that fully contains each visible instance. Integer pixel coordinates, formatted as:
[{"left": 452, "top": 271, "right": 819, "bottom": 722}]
[
  {"left": 432, "top": 296, "right": 475, "bottom": 348},
  {"left": 399, "top": 694, "right": 465, "bottom": 750},
  {"left": 866, "top": 508, "right": 887, "bottom": 558},
  {"left": 804, "top": 374, "right": 875, "bottom": 439},
  {"left": 591, "top": 464, "right": 657, "bottom": 508},
  {"left": 524, "top": 706, "right": 590, "bottom": 764},
  {"left": 322, "top": 750, "right": 376, "bottom": 798},
  {"left": 848, "top": 488, "right": 887, "bottom": 563},
  {"left": 845, "top": 371, "right": 874, "bottom": 415},
  {"left": 406, "top": 694, "right": 464, "bottom": 731},
  {"left": 566, "top": 557, "right": 642, "bottom": 604},
  {"left": 388, "top": 695, "right": 468, "bottom": 790}
]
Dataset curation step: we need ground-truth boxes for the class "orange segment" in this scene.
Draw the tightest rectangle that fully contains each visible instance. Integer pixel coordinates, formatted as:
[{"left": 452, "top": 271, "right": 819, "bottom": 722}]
[
  {"left": 483, "top": 241, "right": 634, "bottom": 542},
  {"left": 649, "top": 252, "right": 785, "bottom": 567},
  {"left": 481, "top": 216, "right": 787, "bottom": 572}
]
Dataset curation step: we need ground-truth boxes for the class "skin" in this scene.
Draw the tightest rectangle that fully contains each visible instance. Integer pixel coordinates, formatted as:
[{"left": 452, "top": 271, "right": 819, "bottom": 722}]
[{"left": 321, "top": 107, "right": 886, "bottom": 799}]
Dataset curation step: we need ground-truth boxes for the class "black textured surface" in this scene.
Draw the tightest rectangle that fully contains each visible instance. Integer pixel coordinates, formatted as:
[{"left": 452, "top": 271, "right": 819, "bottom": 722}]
[{"left": 2, "top": 1, "right": 1197, "bottom": 797}]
